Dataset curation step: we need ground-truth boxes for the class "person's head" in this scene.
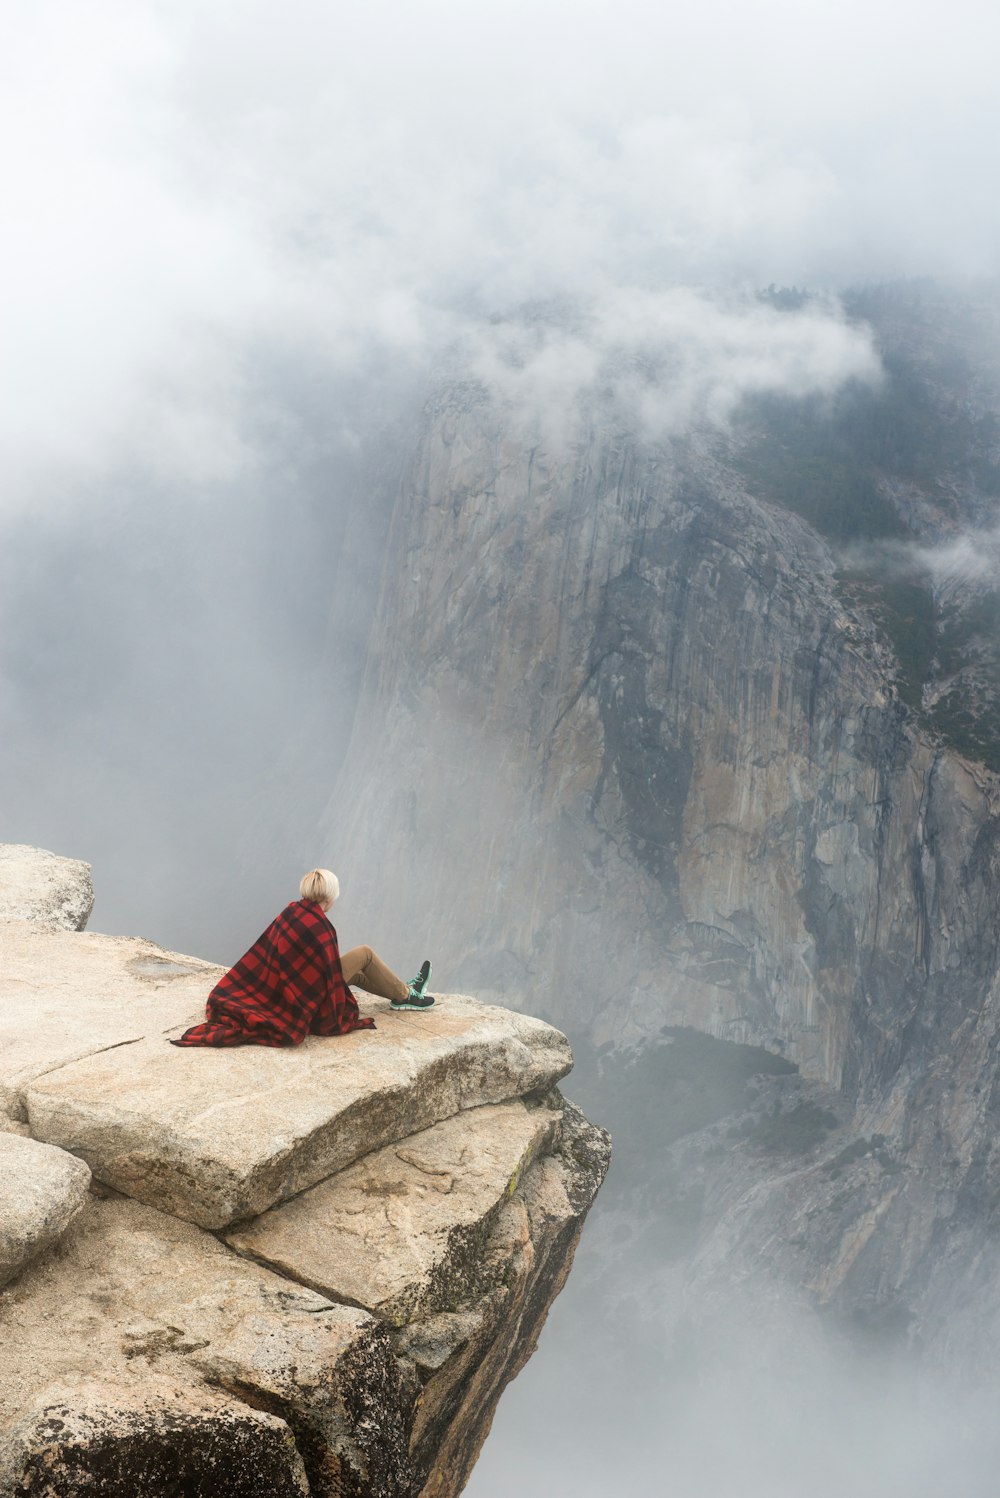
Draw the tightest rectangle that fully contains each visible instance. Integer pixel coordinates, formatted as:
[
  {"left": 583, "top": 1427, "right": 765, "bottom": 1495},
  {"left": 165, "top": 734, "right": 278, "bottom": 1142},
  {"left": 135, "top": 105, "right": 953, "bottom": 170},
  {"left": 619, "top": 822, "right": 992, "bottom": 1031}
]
[{"left": 299, "top": 868, "right": 340, "bottom": 910}]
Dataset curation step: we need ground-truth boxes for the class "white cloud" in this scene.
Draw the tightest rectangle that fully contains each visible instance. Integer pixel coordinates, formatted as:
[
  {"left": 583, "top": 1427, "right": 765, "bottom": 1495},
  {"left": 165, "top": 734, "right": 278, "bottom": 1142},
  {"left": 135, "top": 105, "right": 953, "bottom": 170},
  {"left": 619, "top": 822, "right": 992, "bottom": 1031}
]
[
  {"left": 843, "top": 525, "right": 1000, "bottom": 600},
  {"left": 466, "top": 288, "right": 880, "bottom": 446},
  {"left": 913, "top": 527, "right": 1000, "bottom": 593},
  {"left": 2, "top": 0, "right": 998, "bottom": 509}
]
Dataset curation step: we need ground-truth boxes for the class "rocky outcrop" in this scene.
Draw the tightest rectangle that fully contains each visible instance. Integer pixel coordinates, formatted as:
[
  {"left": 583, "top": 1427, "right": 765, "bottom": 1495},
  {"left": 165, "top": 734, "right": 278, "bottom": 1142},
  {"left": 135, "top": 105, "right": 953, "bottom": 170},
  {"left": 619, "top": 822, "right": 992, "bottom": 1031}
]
[
  {"left": 0, "top": 845, "right": 94, "bottom": 931},
  {"left": 1, "top": 1195, "right": 414, "bottom": 1498},
  {"left": 0, "top": 846, "right": 608, "bottom": 1496},
  {"left": 401, "top": 1101, "right": 609, "bottom": 1492},
  {"left": 228, "top": 1098, "right": 561, "bottom": 1323}
]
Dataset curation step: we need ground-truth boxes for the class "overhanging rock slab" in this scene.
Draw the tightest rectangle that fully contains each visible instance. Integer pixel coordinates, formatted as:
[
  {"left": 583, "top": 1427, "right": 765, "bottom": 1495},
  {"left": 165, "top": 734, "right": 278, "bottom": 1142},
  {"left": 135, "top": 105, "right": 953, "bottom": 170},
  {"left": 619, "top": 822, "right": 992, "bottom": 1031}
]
[
  {"left": 24, "top": 996, "right": 573, "bottom": 1229},
  {"left": 0, "top": 921, "right": 219, "bottom": 1122},
  {"left": 227, "top": 1099, "right": 561, "bottom": 1324}
]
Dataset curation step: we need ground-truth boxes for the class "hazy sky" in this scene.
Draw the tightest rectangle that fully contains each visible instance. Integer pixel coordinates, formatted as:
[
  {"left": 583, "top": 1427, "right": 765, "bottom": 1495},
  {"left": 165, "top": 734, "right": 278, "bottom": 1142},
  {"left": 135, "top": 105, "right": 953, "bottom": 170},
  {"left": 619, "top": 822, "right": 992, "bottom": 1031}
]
[
  {"left": 0, "top": 0, "right": 995, "bottom": 937},
  {"left": 3, "top": 0, "right": 998, "bottom": 515},
  {"left": 1, "top": 2, "right": 995, "bottom": 928}
]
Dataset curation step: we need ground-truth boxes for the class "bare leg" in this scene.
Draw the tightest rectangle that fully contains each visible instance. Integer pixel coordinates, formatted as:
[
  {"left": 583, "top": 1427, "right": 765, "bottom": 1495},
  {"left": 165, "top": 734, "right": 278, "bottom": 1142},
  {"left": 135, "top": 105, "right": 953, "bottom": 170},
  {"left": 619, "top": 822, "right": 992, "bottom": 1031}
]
[{"left": 340, "top": 945, "right": 408, "bottom": 1002}]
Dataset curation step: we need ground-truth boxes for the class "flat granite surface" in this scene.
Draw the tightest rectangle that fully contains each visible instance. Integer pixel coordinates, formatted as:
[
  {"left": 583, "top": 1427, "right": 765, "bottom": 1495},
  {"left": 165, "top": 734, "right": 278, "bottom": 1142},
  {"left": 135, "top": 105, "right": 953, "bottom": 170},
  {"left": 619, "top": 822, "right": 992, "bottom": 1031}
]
[
  {"left": 25, "top": 995, "right": 574, "bottom": 1229},
  {"left": 0, "top": 921, "right": 218, "bottom": 1121},
  {"left": 227, "top": 1099, "right": 561, "bottom": 1324}
]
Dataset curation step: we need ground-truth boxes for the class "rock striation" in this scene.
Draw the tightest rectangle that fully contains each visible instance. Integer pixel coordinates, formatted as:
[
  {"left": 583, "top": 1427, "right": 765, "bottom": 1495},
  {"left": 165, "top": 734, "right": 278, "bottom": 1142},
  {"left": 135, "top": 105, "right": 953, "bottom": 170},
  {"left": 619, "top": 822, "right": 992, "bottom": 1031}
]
[{"left": 0, "top": 846, "right": 609, "bottom": 1496}]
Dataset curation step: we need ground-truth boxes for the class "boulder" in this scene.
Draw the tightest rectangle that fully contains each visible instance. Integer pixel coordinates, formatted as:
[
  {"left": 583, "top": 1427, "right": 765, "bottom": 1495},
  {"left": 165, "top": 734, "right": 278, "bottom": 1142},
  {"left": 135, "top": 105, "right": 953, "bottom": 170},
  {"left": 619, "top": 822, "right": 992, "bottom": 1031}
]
[
  {"left": 0, "top": 1134, "right": 91, "bottom": 1287},
  {"left": 0, "top": 1381, "right": 311, "bottom": 1498},
  {"left": 227, "top": 1099, "right": 561, "bottom": 1324},
  {"left": 0, "top": 921, "right": 218, "bottom": 1122},
  {"left": 0, "top": 844, "right": 94, "bottom": 930},
  {"left": 0, "top": 1195, "right": 414, "bottom": 1498},
  {"left": 25, "top": 995, "right": 573, "bottom": 1229}
]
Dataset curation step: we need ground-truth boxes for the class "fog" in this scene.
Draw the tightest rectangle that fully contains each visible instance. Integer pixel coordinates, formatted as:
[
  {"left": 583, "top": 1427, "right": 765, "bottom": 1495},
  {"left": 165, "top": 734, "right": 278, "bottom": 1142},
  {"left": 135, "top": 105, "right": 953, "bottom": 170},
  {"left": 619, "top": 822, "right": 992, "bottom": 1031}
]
[
  {"left": 4, "top": 1, "right": 1000, "bottom": 1492},
  {"left": 469, "top": 1239, "right": 1000, "bottom": 1498},
  {"left": 466, "top": 1035, "right": 1000, "bottom": 1498}
]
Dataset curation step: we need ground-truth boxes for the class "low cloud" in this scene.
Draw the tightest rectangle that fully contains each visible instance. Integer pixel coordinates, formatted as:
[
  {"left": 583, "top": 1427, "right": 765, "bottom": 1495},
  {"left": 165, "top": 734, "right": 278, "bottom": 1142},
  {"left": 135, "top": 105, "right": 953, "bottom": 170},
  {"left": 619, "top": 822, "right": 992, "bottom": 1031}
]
[
  {"left": 467, "top": 288, "right": 880, "bottom": 446},
  {"left": 842, "top": 526, "right": 1000, "bottom": 601},
  {"left": 912, "top": 527, "right": 1000, "bottom": 593},
  {"left": 468, "top": 1202, "right": 1000, "bottom": 1498}
]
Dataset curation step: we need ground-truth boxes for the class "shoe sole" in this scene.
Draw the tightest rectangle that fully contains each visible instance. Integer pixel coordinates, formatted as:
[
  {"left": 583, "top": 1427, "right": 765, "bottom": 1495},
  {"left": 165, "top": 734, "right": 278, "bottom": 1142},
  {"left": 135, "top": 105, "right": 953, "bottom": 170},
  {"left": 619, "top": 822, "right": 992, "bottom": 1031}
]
[{"left": 391, "top": 1000, "right": 436, "bottom": 1011}]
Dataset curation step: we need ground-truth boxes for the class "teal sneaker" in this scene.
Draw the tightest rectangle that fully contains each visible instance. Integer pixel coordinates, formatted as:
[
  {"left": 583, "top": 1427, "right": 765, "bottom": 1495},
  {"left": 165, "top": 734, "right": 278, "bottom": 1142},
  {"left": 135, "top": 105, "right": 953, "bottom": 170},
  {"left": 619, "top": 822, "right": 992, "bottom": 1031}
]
[
  {"left": 392, "top": 960, "right": 435, "bottom": 1010},
  {"left": 392, "top": 990, "right": 435, "bottom": 1010},
  {"left": 409, "top": 960, "right": 431, "bottom": 997}
]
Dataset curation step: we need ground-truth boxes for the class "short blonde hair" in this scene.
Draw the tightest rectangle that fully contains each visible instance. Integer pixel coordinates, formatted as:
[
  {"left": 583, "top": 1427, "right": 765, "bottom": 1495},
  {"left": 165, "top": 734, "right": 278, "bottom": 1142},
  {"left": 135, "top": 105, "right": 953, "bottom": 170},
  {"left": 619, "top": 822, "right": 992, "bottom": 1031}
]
[{"left": 299, "top": 868, "right": 340, "bottom": 906}]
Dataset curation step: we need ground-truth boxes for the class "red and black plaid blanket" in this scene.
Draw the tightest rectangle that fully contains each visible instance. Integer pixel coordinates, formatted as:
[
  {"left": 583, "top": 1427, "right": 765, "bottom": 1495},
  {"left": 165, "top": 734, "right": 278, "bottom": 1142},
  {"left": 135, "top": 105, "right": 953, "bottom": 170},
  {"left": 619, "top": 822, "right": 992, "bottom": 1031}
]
[{"left": 170, "top": 899, "right": 375, "bottom": 1047}]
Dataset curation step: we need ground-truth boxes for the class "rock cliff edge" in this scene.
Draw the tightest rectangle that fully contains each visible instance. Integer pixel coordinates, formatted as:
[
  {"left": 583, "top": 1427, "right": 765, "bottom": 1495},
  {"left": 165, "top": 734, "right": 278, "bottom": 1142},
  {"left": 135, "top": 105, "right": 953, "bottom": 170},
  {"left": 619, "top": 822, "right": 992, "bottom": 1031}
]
[{"left": 0, "top": 846, "right": 610, "bottom": 1498}]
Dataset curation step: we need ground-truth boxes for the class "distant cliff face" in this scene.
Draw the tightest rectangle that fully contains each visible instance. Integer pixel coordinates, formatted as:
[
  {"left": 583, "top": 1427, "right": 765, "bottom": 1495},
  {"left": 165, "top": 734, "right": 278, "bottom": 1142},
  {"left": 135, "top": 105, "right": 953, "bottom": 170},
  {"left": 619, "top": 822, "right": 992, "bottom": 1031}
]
[
  {"left": 330, "top": 377, "right": 1000, "bottom": 1089},
  {"left": 328, "top": 284, "right": 1000, "bottom": 1357}
]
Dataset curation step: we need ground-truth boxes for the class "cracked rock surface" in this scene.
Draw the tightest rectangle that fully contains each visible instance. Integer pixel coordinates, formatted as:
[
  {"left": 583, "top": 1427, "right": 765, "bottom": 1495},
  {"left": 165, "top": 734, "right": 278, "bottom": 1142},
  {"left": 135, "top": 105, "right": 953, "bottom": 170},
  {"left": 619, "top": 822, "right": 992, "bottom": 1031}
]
[
  {"left": 0, "top": 1195, "right": 412, "bottom": 1498},
  {"left": 0, "top": 919, "right": 218, "bottom": 1124},
  {"left": 24, "top": 994, "right": 573, "bottom": 1230},
  {"left": 227, "top": 1098, "right": 561, "bottom": 1325}
]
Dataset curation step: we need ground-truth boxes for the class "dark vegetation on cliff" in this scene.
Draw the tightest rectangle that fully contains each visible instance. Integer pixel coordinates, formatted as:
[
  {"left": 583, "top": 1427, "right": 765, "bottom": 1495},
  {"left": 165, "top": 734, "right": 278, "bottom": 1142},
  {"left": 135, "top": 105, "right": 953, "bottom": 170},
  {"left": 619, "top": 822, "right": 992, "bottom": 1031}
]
[{"left": 740, "top": 282, "right": 1000, "bottom": 770}]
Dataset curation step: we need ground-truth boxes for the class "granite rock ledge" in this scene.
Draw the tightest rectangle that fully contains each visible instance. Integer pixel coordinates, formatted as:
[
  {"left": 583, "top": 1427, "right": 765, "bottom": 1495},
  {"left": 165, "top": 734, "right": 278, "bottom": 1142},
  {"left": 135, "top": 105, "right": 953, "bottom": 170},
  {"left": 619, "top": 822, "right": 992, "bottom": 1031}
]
[{"left": 0, "top": 846, "right": 610, "bottom": 1497}]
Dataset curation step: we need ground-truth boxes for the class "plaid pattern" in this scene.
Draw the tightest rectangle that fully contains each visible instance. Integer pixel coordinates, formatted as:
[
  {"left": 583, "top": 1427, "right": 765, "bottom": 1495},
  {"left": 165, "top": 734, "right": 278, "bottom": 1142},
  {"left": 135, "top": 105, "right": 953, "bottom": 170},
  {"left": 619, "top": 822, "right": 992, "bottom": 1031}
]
[{"left": 170, "top": 900, "right": 375, "bottom": 1048}]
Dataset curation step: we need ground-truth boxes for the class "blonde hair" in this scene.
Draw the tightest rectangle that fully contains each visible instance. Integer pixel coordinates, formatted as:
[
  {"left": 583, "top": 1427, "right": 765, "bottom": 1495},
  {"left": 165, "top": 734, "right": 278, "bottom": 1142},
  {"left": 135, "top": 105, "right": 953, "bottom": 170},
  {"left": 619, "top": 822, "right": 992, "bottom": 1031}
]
[{"left": 299, "top": 868, "right": 340, "bottom": 907}]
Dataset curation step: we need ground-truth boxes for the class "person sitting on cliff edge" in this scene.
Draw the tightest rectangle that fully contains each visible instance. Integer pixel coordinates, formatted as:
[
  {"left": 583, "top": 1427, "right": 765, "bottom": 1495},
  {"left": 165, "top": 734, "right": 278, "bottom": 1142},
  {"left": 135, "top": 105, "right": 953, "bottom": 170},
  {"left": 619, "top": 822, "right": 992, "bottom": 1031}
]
[{"left": 169, "top": 867, "right": 435, "bottom": 1048}]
